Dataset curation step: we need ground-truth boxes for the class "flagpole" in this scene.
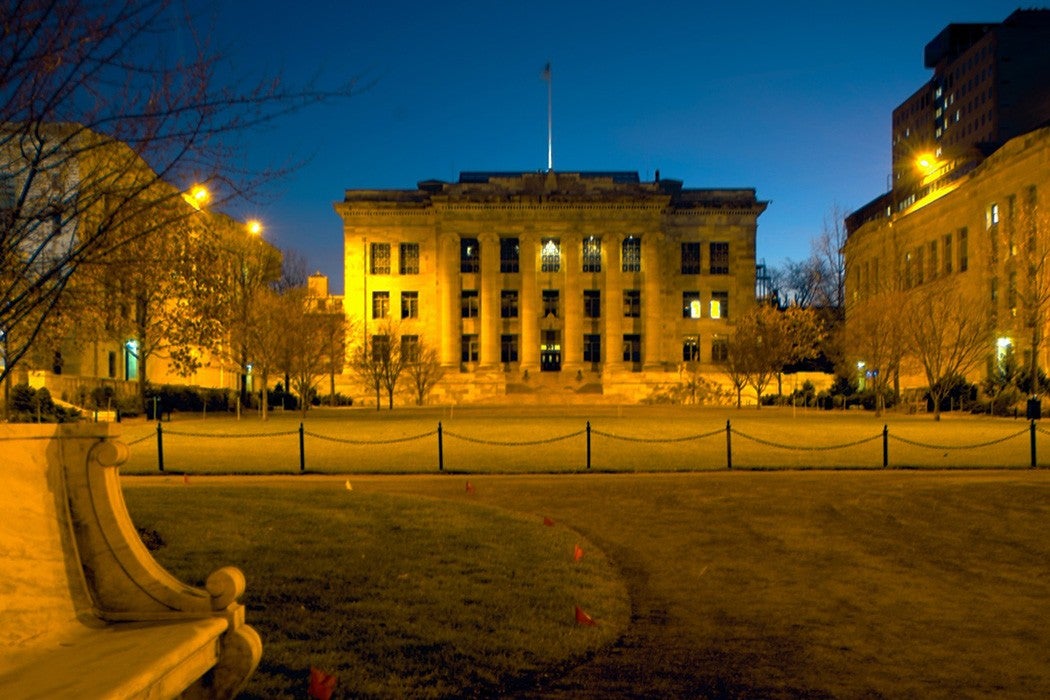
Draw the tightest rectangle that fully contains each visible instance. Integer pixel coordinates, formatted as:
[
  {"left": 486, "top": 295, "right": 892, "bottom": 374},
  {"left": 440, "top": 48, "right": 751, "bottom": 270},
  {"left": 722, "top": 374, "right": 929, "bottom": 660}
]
[{"left": 544, "top": 62, "right": 553, "bottom": 171}]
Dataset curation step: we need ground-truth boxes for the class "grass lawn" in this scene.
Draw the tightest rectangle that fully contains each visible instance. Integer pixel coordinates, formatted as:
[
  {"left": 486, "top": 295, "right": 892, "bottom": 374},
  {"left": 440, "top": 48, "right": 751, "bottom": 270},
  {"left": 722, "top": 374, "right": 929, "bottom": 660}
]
[
  {"left": 117, "top": 405, "right": 1045, "bottom": 474},
  {"left": 124, "top": 469, "right": 1050, "bottom": 698},
  {"left": 123, "top": 482, "right": 628, "bottom": 698}
]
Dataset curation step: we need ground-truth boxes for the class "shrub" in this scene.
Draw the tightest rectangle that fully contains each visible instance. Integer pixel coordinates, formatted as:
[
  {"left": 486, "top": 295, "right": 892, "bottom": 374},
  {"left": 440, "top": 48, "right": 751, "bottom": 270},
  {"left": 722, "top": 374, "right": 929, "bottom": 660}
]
[{"left": 8, "top": 383, "right": 80, "bottom": 423}]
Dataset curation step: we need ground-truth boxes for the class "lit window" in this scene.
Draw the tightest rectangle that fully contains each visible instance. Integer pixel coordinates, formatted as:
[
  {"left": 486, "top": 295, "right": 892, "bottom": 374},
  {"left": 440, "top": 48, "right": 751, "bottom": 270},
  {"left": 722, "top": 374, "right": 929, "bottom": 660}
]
[
  {"left": 683, "top": 291, "right": 701, "bottom": 318},
  {"left": 541, "top": 238, "right": 560, "bottom": 272},
  {"left": 710, "top": 291, "right": 729, "bottom": 319},
  {"left": 622, "top": 236, "right": 641, "bottom": 272},
  {"left": 583, "top": 237, "right": 602, "bottom": 272},
  {"left": 460, "top": 238, "right": 480, "bottom": 273}
]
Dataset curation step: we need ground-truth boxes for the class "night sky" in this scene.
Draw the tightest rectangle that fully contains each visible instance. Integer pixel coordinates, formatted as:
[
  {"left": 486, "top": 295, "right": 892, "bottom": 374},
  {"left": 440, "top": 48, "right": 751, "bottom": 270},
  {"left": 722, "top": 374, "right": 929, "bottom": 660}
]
[{"left": 201, "top": 1, "right": 1026, "bottom": 293}]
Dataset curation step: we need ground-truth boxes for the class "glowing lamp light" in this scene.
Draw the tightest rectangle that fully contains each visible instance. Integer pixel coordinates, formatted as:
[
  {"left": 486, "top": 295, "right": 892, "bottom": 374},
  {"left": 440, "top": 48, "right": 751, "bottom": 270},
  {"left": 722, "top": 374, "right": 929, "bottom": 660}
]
[
  {"left": 542, "top": 240, "right": 559, "bottom": 257},
  {"left": 184, "top": 184, "right": 210, "bottom": 210},
  {"left": 247, "top": 220, "right": 263, "bottom": 236},
  {"left": 916, "top": 153, "right": 937, "bottom": 174}
]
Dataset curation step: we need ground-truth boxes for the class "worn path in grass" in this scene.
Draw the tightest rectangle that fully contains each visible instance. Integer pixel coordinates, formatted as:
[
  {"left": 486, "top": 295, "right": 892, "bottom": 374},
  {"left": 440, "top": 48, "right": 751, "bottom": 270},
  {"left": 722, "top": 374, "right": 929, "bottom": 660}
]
[{"left": 330, "top": 470, "right": 1050, "bottom": 699}]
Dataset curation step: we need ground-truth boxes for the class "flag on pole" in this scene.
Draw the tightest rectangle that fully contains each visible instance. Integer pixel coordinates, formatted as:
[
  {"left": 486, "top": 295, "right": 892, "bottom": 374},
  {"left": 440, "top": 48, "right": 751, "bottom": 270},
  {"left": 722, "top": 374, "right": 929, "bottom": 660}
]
[
  {"left": 541, "top": 62, "right": 551, "bottom": 82},
  {"left": 574, "top": 606, "right": 598, "bottom": 626}
]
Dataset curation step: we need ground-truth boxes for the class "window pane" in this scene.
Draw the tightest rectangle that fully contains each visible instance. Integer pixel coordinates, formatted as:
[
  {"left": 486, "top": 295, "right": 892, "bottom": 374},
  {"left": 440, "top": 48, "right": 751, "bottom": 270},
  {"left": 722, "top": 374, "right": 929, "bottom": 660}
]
[
  {"left": 399, "top": 243, "right": 419, "bottom": 274},
  {"left": 709, "top": 242, "right": 729, "bottom": 275},
  {"left": 460, "top": 238, "right": 480, "bottom": 273},
  {"left": 370, "top": 243, "right": 390, "bottom": 274},
  {"left": 584, "top": 290, "right": 601, "bottom": 318},
  {"left": 583, "top": 237, "right": 602, "bottom": 272},
  {"left": 372, "top": 291, "right": 389, "bottom": 319},
  {"left": 500, "top": 290, "right": 519, "bottom": 318},
  {"left": 500, "top": 237, "right": 519, "bottom": 273},
  {"left": 541, "top": 238, "right": 561, "bottom": 272},
  {"left": 622, "top": 236, "right": 641, "bottom": 272},
  {"left": 681, "top": 242, "right": 701, "bottom": 275}
]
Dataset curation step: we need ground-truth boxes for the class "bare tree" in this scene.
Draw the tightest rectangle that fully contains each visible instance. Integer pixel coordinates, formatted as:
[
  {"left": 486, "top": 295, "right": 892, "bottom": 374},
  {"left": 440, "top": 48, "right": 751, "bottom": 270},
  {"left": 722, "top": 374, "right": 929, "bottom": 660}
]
[
  {"left": 403, "top": 336, "right": 444, "bottom": 406},
  {"left": 902, "top": 283, "right": 990, "bottom": 420},
  {"left": 0, "top": 0, "right": 354, "bottom": 390},
  {"left": 838, "top": 291, "right": 906, "bottom": 416},
  {"left": 350, "top": 321, "right": 405, "bottom": 411}
]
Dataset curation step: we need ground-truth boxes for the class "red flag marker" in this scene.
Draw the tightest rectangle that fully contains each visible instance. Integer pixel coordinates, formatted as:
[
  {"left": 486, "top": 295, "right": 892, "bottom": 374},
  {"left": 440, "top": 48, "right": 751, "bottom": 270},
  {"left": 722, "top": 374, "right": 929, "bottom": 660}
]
[
  {"left": 182, "top": 474, "right": 189, "bottom": 485},
  {"left": 543, "top": 516, "right": 555, "bottom": 527},
  {"left": 308, "top": 666, "right": 337, "bottom": 700},
  {"left": 573, "top": 543, "right": 584, "bottom": 562},
  {"left": 574, "top": 606, "right": 598, "bottom": 626},
  {"left": 465, "top": 481, "right": 475, "bottom": 495}
]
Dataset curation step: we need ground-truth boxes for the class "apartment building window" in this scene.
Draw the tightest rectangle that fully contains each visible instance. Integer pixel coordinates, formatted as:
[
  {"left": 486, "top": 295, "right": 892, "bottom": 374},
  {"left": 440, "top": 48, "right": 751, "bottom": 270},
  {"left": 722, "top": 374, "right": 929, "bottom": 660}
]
[
  {"left": 400, "top": 291, "right": 418, "bottom": 319},
  {"left": 461, "top": 335, "right": 479, "bottom": 363},
  {"left": 959, "top": 227, "right": 968, "bottom": 272},
  {"left": 711, "top": 336, "right": 729, "bottom": 363},
  {"left": 583, "top": 334, "right": 601, "bottom": 363},
  {"left": 928, "top": 241, "right": 938, "bottom": 280},
  {"left": 372, "top": 335, "right": 390, "bottom": 362},
  {"left": 401, "top": 335, "right": 419, "bottom": 363},
  {"left": 107, "top": 351, "right": 116, "bottom": 378},
  {"left": 461, "top": 290, "right": 479, "bottom": 318},
  {"left": 500, "top": 237, "right": 519, "bottom": 273},
  {"left": 710, "top": 291, "right": 728, "bottom": 319},
  {"left": 541, "top": 238, "right": 561, "bottom": 272},
  {"left": 400, "top": 243, "right": 419, "bottom": 274},
  {"left": 709, "top": 242, "right": 729, "bottom": 275},
  {"left": 622, "top": 236, "right": 641, "bottom": 272},
  {"left": 370, "top": 243, "right": 390, "bottom": 274},
  {"left": 987, "top": 202, "right": 1000, "bottom": 228},
  {"left": 623, "top": 334, "right": 641, "bottom": 363},
  {"left": 500, "top": 289, "right": 519, "bottom": 318},
  {"left": 681, "top": 242, "right": 701, "bottom": 274},
  {"left": 501, "top": 334, "right": 519, "bottom": 363},
  {"left": 683, "top": 291, "right": 701, "bottom": 319},
  {"left": 623, "top": 289, "right": 641, "bottom": 318},
  {"left": 542, "top": 289, "right": 559, "bottom": 317},
  {"left": 683, "top": 336, "right": 700, "bottom": 362},
  {"left": 583, "top": 237, "right": 602, "bottom": 272},
  {"left": 461, "top": 237, "right": 480, "bottom": 273},
  {"left": 944, "top": 233, "right": 953, "bottom": 274},
  {"left": 584, "top": 290, "right": 601, "bottom": 319},
  {"left": 372, "top": 291, "right": 389, "bottom": 319}
]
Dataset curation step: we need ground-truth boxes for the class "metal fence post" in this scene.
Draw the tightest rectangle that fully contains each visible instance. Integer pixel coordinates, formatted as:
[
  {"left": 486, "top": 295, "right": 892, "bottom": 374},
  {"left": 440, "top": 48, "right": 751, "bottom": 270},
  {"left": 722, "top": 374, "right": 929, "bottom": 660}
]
[
  {"left": 883, "top": 424, "right": 889, "bottom": 468},
  {"left": 586, "top": 421, "right": 591, "bottom": 470},
  {"left": 299, "top": 422, "right": 306, "bottom": 473},
  {"left": 726, "top": 419, "right": 732, "bottom": 470},
  {"left": 156, "top": 422, "right": 164, "bottom": 472},
  {"left": 1031, "top": 420, "right": 1037, "bottom": 469},
  {"left": 437, "top": 421, "right": 444, "bottom": 471}
]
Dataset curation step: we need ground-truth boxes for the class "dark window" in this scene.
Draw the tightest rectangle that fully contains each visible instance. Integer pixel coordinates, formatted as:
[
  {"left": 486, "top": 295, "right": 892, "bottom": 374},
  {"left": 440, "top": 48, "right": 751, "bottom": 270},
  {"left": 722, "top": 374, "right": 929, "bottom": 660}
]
[
  {"left": 711, "top": 337, "right": 729, "bottom": 363},
  {"left": 461, "top": 334, "right": 479, "bottom": 363},
  {"left": 372, "top": 291, "right": 389, "bottom": 319},
  {"left": 681, "top": 242, "right": 701, "bottom": 274},
  {"left": 500, "top": 237, "right": 519, "bottom": 273},
  {"left": 107, "top": 351, "right": 116, "bottom": 378},
  {"left": 584, "top": 290, "right": 601, "bottom": 318},
  {"left": 683, "top": 291, "right": 701, "bottom": 318},
  {"left": 683, "top": 336, "right": 700, "bottom": 362},
  {"left": 501, "top": 334, "right": 519, "bottom": 363},
  {"left": 623, "top": 334, "right": 641, "bottom": 363},
  {"left": 541, "top": 238, "right": 561, "bottom": 272},
  {"left": 959, "top": 227, "right": 968, "bottom": 271},
  {"left": 623, "top": 289, "right": 640, "bottom": 318},
  {"left": 372, "top": 334, "right": 390, "bottom": 362},
  {"left": 461, "top": 290, "right": 479, "bottom": 318},
  {"left": 461, "top": 237, "right": 480, "bottom": 273},
  {"left": 401, "top": 335, "right": 419, "bottom": 363},
  {"left": 944, "top": 233, "right": 953, "bottom": 274},
  {"left": 709, "top": 242, "right": 729, "bottom": 275},
  {"left": 583, "top": 237, "right": 602, "bottom": 272},
  {"left": 370, "top": 243, "right": 390, "bottom": 274},
  {"left": 400, "top": 243, "right": 419, "bottom": 274},
  {"left": 401, "top": 291, "right": 418, "bottom": 319},
  {"left": 622, "top": 236, "right": 641, "bottom": 272},
  {"left": 542, "top": 289, "right": 559, "bottom": 317},
  {"left": 711, "top": 291, "right": 729, "bottom": 319},
  {"left": 584, "top": 334, "right": 601, "bottom": 363},
  {"left": 500, "top": 290, "right": 519, "bottom": 318}
]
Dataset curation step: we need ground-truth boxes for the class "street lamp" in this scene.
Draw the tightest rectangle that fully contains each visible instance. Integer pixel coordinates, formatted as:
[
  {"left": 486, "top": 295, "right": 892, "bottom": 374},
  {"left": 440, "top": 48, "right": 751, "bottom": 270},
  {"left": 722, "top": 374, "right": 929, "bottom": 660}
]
[
  {"left": 246, "top": 219, "right": 262, "bottom": 236},
  {"left": 184, "top": 184, "right": 211, "bottom": 210}
]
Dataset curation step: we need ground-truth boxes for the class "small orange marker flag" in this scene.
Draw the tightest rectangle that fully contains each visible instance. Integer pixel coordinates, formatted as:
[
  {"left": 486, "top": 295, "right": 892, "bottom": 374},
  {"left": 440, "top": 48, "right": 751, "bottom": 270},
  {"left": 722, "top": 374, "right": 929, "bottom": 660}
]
[
  {"left": 573, "top": 543, "right": 584, "bottom": 562},
  {"left": 543, "top": 516, "right": 555, "bottom": 527},
  {"left": 574, "top": 605, "right": 598, "bottom": 626},
  {"left": 345, "top": 480, "right": 353, "bottom": 491},
  {"left": 182, "top": 474, "right": 189, "bottom": 485},
  {"left": 465, "top": 481, "right": 475, "bottom": 495},
  {"left": 307, "top": 666, "right": 337, "bottom": 700}
]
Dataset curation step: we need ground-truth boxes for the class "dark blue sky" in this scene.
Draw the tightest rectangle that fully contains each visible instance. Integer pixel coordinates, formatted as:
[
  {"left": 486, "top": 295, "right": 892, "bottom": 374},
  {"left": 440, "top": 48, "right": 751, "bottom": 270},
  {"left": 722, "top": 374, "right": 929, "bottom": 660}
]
[{"left": 205, "top": 1, "right": 1026, "bottom": 293}]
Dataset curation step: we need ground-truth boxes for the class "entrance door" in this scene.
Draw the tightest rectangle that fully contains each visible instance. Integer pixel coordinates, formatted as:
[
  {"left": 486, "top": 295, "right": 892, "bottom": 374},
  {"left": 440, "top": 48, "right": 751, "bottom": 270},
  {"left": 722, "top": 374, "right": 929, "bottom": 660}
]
[{"left": 540, "top": 330, "right": 561, "bottom": 371}]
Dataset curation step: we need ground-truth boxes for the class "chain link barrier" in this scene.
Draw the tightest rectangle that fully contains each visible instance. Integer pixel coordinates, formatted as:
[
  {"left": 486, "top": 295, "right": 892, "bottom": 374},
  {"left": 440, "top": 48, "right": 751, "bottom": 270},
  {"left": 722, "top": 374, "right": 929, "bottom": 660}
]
[
  {"left": 160, "top": 427, "right": 300, "bottom": 439},
  {"left": 304, "top": 429, "right": 437, "bottom": 445},
  {"left": 731, "top": 429, "right": 883, "bottom": 452},
  {"left": 887, "top": 429, "right": 1028, "bottom": 451},
  {"left": 125, "top": 432, "right": 155, "bottom": 446},
  {"left": 591, "top": 427, "right": 724, "bottom": 444},
  {"left": 443, "top": 428, "right": 585, "bottom": 447}
]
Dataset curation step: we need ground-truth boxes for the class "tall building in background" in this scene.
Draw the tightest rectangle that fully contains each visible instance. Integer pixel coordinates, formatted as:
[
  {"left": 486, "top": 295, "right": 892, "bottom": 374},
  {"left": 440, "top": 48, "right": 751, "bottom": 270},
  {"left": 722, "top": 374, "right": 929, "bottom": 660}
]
[
  {"left": 844, "top": 9, "right": 1050, "bottom": 396},
  {"left": 335, "top": 171, "right": 766, "bottom": 403}
]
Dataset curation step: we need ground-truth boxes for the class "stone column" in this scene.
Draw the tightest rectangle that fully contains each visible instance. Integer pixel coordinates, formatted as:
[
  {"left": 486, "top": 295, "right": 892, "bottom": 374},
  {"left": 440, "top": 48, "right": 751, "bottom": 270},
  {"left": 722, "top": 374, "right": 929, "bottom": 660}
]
[
  {"left": 561, "top": 233, "right": 582, "bottom": 373},
  {"left": 643, "top": 233, "right": 665, "bottom": 370},
  {"left": 478, "top": 233, "right": 501, "bottom": 368},
  {"left": 603, "top": 237, "right": 624, "bottom": 372},
  {"left": 519, "top": 232, "right": 540, "bottom": 373},
  {"left": 437, "top": 232, "right": 460, "bottom": 368}
]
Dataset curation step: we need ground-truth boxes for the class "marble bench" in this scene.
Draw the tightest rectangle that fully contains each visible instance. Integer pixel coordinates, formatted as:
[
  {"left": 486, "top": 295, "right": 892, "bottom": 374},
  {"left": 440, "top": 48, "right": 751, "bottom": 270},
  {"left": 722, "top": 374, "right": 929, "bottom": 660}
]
[{"left": 0, "top": 423, "right": 261, "bottom": 699}]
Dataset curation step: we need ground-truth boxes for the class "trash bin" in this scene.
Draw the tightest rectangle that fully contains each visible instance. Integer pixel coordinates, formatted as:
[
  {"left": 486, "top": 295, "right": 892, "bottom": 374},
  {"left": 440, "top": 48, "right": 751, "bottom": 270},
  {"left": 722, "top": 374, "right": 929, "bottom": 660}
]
[{"left": 1027, "top": 398, "right": 1041, "bottom": 420}]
